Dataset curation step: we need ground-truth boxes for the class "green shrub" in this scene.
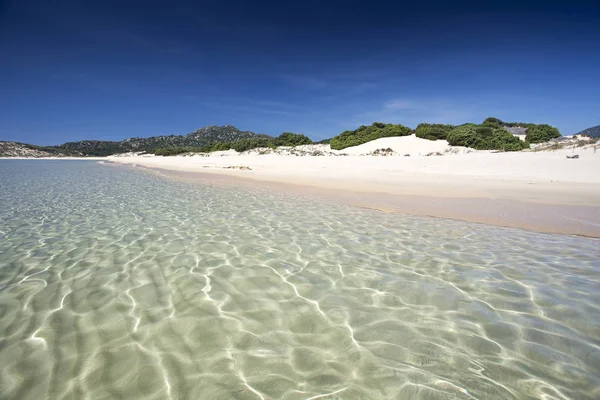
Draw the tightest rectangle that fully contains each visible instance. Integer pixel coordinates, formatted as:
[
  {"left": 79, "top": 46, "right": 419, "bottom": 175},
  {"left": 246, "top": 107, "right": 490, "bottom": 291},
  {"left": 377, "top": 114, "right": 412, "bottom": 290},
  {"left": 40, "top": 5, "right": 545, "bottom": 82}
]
[
  {"left": 481, "top": 117, "right": 504, "bottom": 129},
  {"left": 525, "top": 124, "right": 560, "bottom": 143},
  {"left": 207, "top": 142, "right": 233, "bottom": 152},
  {"left": 330, "top": 122, "right": 412, "bottom": 150},
  {"left": 475, "top": 126, "right": 493, "bottom": 137},
  {"left": 230, "top": 137, "right": 274, "bottom": 152},
  {"left": 153, "top": 147, "right": 204, "bottom": 156},
  {"left": 446, "top": 125, "right": 487, "bottom": 149},
  {"left": 481, "top": 121, "right": 501, "bottom": 129},
  {"left": 503, "top": 121, "right": 532, "bottom": 128},
  {"left": 483, "top": 117, "right": 503, "bottom": 125},
  {"left": 153, "top": 132, "right": 313, "bottom": 155},
  {"left": 415, "top": 123, "right": 455, "bottom": 141},
  {"left": 481, "top": 118, "right": 561, "bottom": 143},
  {"left": 272, "top": 132, "right": 313, "bottom": 146},
  {"left": 447, "top": 124, "right": 529, "bottom": 151}
]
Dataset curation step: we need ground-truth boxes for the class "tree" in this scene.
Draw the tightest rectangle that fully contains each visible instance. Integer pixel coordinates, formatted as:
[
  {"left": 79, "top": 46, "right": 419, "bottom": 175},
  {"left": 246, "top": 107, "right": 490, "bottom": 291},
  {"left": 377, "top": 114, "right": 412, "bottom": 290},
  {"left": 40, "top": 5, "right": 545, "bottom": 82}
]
[{"left": 415, "top": 123, "right": 455, "bottom": 140}]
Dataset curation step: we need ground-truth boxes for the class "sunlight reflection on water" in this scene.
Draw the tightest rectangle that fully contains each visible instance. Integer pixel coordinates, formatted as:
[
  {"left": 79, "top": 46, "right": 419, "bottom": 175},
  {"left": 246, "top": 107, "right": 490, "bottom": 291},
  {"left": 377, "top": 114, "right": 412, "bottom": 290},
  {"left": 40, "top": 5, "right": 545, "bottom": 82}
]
[{"left": 0, "top": 160, "right": 599, "bottom": 400}]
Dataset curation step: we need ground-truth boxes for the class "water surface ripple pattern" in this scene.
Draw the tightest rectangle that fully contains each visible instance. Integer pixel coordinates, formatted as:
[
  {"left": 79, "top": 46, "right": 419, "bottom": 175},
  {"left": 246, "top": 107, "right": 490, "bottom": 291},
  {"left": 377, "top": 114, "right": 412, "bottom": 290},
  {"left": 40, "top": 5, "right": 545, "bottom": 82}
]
[{"left": 1, "top": 160, "right": 599, "bottom": 400}]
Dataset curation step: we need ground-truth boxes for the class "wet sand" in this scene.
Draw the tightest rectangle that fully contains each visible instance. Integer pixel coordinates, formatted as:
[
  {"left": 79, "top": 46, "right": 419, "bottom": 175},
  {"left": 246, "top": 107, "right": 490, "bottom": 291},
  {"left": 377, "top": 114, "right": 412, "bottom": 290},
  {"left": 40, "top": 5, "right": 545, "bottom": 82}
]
[{"left": 145, "top": 166, "right": 600, "bottom": 238}]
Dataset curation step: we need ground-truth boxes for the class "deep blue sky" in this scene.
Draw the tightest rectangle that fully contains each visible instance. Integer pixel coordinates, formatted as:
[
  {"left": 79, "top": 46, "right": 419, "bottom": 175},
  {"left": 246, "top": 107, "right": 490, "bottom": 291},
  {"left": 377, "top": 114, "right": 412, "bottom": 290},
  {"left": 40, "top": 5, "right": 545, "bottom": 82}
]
[{"left": 1, "top": 0, "right": 599, "bottom": 145}]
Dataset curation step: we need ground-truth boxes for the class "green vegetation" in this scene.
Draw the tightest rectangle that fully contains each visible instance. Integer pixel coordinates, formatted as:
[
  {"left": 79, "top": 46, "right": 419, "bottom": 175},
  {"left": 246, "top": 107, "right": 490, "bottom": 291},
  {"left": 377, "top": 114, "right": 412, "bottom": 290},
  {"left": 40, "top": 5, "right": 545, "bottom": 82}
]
[
  {"left": 446, "top": 124, "right": 529, "bottom": 151},
  {"left": 151, "top": 132, "right": 313, "bottom": 155},
  {"left": 6, "top": 118, "right": 566, "bottom": 158},
  {"left": 152, "top": 147, "right": 204, "bottom": 156},
  {"left": 273, "top": 132, "right": 312, "bottom": 147},
  {"left": 415, "top": 123, "right": 455, "bottom": 141},
  {"left": 325, "top": 117, "right": 557, "bottom": 152},
  {"left": 53, "top": 125, "right": 269, "bottom": 156},
  {"left": 482, "top": 117, "right": 560, "bottom": 143},
  {"left": 329, "top": 122, "right": 412, "bottom": 150},
  {"left": 211, "top": 137, "right": 274, "bottom": 153},
  {"left": 57, "top": 140, "right": 126, "bottom": 156},
  {"left": 525, "top": 124, "right": 560, "bottom": 143},
  {"left": 481, "top": 117, "right": 504, "bottom": 129},
  {"left": 24, "top": 143, "right": 82, "bottom": 156}
]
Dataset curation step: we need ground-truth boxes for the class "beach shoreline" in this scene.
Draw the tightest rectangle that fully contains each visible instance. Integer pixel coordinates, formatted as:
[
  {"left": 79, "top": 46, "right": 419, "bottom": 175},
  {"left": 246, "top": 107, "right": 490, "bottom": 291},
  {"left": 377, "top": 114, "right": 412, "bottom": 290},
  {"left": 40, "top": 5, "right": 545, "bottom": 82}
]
[
  {"left": 107, "top": 155, "right": 600, "bottom": 238},
  {"left": 3, "top": 134, "right": 599, "bottom": 237}
]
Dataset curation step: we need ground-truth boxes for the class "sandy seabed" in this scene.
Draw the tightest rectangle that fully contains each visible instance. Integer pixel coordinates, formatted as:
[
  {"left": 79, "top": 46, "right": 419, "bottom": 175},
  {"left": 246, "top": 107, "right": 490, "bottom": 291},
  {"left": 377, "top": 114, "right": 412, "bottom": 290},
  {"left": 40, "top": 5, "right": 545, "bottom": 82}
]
[{"left": 2, "top": 157, "right": 600, "bottom": 399}]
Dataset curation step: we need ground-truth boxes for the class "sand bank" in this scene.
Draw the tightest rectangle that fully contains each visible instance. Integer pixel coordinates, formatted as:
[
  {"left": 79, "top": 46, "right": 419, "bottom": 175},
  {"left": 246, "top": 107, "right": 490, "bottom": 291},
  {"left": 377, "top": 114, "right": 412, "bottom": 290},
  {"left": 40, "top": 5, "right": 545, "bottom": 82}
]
[{"left": 106, "top": 136, "right": 600, "bottom": 237}]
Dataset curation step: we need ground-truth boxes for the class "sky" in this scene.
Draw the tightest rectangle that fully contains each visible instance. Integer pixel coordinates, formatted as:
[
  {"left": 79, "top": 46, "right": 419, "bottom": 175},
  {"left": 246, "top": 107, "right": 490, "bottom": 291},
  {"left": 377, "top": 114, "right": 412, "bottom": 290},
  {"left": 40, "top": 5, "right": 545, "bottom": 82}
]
[{"left": 1, "top": 0, "right": 599, "bottom": 145}]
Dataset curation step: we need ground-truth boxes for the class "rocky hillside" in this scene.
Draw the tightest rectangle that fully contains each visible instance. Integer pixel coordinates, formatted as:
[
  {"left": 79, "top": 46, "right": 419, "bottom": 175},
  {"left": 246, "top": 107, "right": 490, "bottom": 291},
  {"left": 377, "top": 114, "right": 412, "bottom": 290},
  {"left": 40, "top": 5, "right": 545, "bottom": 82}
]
[
  {"left": 575, "top": 125, "right": 600, "bottom": 138},
  {"left": 0, "top": 141, "right": 80, "bottom": 158},
  {"left": 55, "top": 125, "right": 269, "bottom": 156}
]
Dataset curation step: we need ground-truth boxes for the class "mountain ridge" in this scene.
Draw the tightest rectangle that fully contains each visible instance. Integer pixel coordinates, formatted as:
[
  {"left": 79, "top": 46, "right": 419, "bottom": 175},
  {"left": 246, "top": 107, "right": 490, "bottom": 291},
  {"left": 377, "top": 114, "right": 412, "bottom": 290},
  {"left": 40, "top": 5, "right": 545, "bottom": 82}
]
[
  {"left": 53, "top": 125, "right": 270, "bottom": 156},
  {"left": 1, "top": 125, "right": 269, "bottom": 157},
  {"left": 0, "top": 141, "right": 81, "bottom": 158},
  {"left": 575, "top": 125, "right": 600, "bottom": 138}
]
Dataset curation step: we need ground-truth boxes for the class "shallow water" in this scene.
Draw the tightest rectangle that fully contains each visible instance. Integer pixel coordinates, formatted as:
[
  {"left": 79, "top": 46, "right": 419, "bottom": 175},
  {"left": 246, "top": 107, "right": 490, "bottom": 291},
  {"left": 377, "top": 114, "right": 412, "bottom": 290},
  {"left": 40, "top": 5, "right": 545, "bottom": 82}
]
[{"left": 1, "top": 160, "right": 599, "bottom": 400}]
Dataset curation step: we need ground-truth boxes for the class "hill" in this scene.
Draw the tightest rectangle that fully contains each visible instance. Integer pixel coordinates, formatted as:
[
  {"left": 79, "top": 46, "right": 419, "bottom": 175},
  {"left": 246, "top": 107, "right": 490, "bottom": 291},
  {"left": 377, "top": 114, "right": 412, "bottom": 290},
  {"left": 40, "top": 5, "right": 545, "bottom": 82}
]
[
  {"left": 0, "top": 141, "right": 81, "bottom": 158},
  {"left": 575, "top": 125, "right": 600, "bottom": 138},
  {"left": 54, "top": 125, "right": 269, "bottom": 156}
]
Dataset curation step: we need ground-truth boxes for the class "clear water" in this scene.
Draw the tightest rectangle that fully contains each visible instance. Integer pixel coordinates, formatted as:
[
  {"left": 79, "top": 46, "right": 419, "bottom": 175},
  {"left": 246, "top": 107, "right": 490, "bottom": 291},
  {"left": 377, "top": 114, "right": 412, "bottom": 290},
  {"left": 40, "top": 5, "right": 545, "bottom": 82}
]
[{"left": 1, "top": 160, "right": 599, "bottom": 400}]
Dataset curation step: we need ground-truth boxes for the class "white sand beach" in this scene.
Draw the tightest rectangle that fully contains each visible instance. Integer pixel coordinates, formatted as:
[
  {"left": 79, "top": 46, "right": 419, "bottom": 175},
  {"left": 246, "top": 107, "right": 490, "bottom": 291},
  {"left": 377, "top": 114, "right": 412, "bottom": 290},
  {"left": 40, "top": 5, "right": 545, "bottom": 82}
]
[{"left": 104, "top": 135, "right": 600, "bottom": 237}]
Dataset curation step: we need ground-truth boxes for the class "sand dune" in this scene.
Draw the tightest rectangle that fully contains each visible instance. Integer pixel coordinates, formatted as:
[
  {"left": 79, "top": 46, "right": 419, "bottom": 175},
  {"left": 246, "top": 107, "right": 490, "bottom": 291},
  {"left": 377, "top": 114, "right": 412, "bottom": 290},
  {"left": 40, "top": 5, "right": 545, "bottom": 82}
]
[{"left": 334, "top": 135, "right": 460, "bottom": 155}]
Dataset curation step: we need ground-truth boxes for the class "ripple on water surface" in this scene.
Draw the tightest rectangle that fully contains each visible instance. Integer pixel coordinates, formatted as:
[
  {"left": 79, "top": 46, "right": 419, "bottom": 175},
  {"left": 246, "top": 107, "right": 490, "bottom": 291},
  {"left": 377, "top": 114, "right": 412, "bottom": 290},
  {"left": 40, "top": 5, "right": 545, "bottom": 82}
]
[{"left": 0, "top": 160, "right": 600, "bottom": 400}]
